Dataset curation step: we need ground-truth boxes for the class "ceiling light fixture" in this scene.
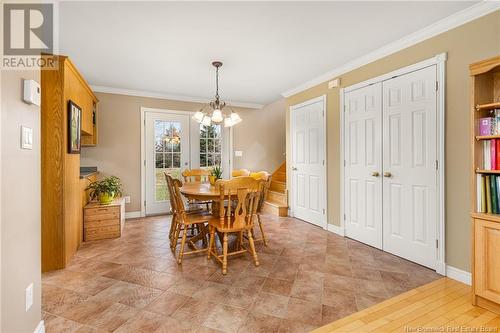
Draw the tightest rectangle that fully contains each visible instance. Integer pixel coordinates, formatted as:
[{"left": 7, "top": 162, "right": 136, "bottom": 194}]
[{"left": 192, "top": 61, "right": 241, "bottom": 128}]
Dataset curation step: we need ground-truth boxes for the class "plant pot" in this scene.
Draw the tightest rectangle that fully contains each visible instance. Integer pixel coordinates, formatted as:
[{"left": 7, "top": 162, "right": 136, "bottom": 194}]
[
  {"left": 209, "top": 175, "right": 216, "bottom": 186},
  {"left": 99, "top": 192, "right": 114, "bottom": 205}
]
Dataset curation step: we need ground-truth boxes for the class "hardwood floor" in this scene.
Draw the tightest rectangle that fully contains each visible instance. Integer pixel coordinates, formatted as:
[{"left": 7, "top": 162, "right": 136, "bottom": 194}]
[
  {"left": 42, "top": 214, "right": 444, "bottom": 333},
  {"left": 313, "top": 278, "right": 500, "bottom": 333}
]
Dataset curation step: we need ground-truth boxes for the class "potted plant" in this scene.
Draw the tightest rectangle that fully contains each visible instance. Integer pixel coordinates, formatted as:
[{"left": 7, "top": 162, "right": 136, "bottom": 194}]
[
  {"left": 86, "top": 176, "right": 123, "bottom": 205},
  {"left": 209, "top": 165, "right": 223, "bottom": 185}
]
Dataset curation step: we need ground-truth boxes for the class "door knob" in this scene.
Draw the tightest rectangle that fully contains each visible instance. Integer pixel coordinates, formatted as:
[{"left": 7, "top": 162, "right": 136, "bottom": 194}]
[
  {"left": 292, "top": 167, "right": 298, "bottom": 171},
  {"left": 371, "top": 172, "right": 380, "bottom": 177},
  {"left": 383, "top": 172, "right": 392, "bottom": 178}
]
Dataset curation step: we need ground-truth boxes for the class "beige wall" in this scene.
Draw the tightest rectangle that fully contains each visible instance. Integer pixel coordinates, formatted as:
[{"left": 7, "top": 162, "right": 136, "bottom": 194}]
[
  {"left": 285, "top": 11, "right": 500, "bottom": 272},
  {"left": 1, "top": 70, "right": 42, "bottom": 332},
  {"left": 81, "top": 93, "right": 285, "bottom": 212},
  {"left": 232, "top": 98, "right": 286, "bottom": 172}
]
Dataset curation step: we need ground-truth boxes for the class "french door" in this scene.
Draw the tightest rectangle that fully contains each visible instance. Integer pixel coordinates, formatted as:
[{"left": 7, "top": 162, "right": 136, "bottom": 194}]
[
  {"left": 290, "top": 96, "right": 326, "bottom": 227},
  {"left": 145, "top": 112, "right": 190, "bottom": 215},
  {"left": 344, "top": 65, "right": 438, "bottom": 269}
]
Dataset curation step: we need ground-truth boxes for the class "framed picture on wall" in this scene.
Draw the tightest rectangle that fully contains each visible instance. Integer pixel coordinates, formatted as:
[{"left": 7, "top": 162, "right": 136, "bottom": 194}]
[{"left": 68, "top": 100, "right": 81, "bottom": 154}]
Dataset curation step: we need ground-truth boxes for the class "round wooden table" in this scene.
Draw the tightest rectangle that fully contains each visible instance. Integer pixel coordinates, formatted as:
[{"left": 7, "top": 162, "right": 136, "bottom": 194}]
[{"left": 179, "top": 182, "right": 221, "bottom": 202}]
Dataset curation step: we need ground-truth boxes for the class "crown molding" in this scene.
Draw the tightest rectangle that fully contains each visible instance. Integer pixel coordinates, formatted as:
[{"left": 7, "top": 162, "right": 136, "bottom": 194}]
[
  {"left": 90, "top": 85, "right": 264, "bottom": 109},
  {"left": 281, "top": 1, "right": 500, "bottom": 98}
]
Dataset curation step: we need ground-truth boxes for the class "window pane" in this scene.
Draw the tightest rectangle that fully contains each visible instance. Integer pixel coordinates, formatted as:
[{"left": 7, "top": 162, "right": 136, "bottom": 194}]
[
  {"left": 200, "top": 154, "right": 207, "bottom": 167},
  {"left": 214, "top": 125, "right": 221, "bottom": 138},
  {"left": 200, "top": 139, "right": 207, "bottom": 153},
  {"left": 215, "top": 153, "right": 221, "bottom": 166},
  {"left": 207, "top": 153, "right": 214, "bottom": 166},
  {"left": 172, "top": 141, "right": 180, "bottom": 153},
  {"left": 172, "top": 153, "right": 181, "bottom": 168},
  {"left": 200, "top": 124, "right": 208, "bottom": 138},
  {"left": 208, "top": 139, "right": 214, "bottom": 152},
  {"left": 214, "top": 139, "right": 221, "bottom": 153},
  {"left": 155, "top": 153, "right": 163, "bottom": 168},
  {"left": 165, "top": 153, "right": 172, "bottom": 168}
]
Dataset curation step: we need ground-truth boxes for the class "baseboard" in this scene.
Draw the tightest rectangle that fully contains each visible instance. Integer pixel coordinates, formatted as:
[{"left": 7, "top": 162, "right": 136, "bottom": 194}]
[
  {"left": 326, "top": 224, "right": 345, "bottom": 237},
  {"left": 125, "top": 211, "right": 141, "bottom": 219},
  {"left": 34, "top": 320, "right": 45, "bottom": 333},
  {"left": 446, "top": 265, "right": 472, "bottom": 286}
]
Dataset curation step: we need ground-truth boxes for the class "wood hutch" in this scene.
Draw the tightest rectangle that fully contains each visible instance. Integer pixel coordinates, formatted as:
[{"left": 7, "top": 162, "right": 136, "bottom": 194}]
[
  {"left": 41, "top": 55, "right": 98, "bottom": 271},
  {"left": 470, "top": 55, "right": 500, "bottom": 314}
]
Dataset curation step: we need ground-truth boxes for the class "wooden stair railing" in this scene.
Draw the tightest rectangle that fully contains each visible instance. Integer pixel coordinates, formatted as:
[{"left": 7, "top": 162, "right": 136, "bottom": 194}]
[{"left": 262, "top": 162, "right": 288, "bottom": 217}]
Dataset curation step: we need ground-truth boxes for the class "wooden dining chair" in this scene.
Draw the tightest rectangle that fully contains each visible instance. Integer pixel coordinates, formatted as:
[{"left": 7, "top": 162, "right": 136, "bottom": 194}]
[
  {"left": 249, "top": 171, "right": 271, "bottom": 246},
  {"left": 207, "top": 176, "right": 264, "bottom": 275},
  {"left": 165, "top": 173, "right": 204, "bottom": 252},
  {"left": 169, "top": 174, "right": 212, "bottom": 264},
  {"left": 182, "top": 169, "right": 211, "bottom": 211},
  {"left": 231, "top": 169, "right": 250, "bottom": 177}
]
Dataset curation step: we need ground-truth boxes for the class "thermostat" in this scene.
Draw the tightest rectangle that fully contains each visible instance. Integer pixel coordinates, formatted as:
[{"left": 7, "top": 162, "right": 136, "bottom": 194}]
[{"left": 23, "top": 79, "right": 41, "bottom": 106}]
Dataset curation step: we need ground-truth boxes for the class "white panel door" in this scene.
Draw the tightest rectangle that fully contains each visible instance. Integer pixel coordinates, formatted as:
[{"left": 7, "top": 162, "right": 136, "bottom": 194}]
[
  {"left": 382, "top": 66, "right": 437, "bottom": 269},
  {"left": 291, "top": 98, "right": 326, "bottom": 227},
  {"left": 145, "top": 112, "right": 190, "bottom": 215},
  {"left": 344, "top": 83, "right": 383, "bottom": 249}
]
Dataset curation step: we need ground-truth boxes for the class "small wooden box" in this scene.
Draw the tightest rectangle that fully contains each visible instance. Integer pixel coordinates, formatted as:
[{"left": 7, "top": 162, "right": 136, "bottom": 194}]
[{"left": 84, "top": 198, "right": 125, "bottom": 241}]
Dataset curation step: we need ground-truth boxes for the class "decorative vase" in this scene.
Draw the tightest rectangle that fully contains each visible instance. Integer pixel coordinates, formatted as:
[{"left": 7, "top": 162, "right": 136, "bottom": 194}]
[
  {"left": 99, "top": 192, "right": 114, "bottom": 205},
  {"left": 209, "top": 175, "right": 216, "bottom": 186}
]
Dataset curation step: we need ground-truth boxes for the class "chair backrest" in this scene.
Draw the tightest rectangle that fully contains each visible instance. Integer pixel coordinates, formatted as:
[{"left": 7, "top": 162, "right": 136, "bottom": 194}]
[
  {"left": 231, "top": 169, "right": 250, "bottom": 177},
  {"left": 256, "top": 175, "right": 272, "bottom": 213},
  {"left": 165, "top": 173, "right": 178, "bottom": 214},
  {"left": 182, "top": 169, "right": 210, "bottom": 183},
  {"left": 216, "top": 176, "right": 264, "bottom": 230},
  {"left": 170, "top": 176, "right": 188, "bottom": 222},
  {"left": 250, "top": 171, "right": 270, "bottom": 181}
]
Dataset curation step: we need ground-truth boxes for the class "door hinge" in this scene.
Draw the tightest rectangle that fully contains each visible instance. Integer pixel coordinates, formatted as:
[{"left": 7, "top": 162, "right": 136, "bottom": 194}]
[
  {"left": 343, "top": 213, "right": 346, "bottom": 220},
  {"left": 435, "top": 160, "right": 438, "bottom": 170},
  {"left": 436, "top": 239, "right": 439, "bottom": 248},
  {"left": 144, "top": 200, "right": 146, "bottom": 207},
  {"left": 435, "top": 81, "right": 438, "bottom": 91},
  {"left": 323, "top": 160, "right": 325, "bottom": 166},
  {"left": 343, "top": 104, "right": 347, "bottom": 112},
  {"left": 144, "top": 160, "right": 146, "bottom": 166},
  {"left": 323, "top": 209, "right": 325, "bottom": 214},
  {"left": 144, "top": 119, "right": 146, "bottom": 126},
  {"left": 344, "top": 160, "right": 346, "bottom": 166}
]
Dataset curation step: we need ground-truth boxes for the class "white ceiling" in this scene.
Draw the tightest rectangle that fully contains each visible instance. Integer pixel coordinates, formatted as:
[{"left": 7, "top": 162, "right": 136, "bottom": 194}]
[{"left": 59, "top": 1, "right": 478, "bottom": 107}]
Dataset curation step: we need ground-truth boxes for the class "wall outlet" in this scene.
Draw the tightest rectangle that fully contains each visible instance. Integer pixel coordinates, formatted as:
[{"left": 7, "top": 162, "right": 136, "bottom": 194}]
[
  {"left": 124, "top": 196, "right": 131, "bottom": 204},
  {"left": 234, "top": 150, "right": 243, "bottom": 157},
  {"left": 25, "top": 283, "right": 33, "bottom": 312}
]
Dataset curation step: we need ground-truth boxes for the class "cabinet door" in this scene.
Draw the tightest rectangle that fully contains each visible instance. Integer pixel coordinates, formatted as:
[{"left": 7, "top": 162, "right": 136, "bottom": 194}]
[
  {"left": 81, "top": 92, "right": 94, "bottom": 135},
  {"left": 475, "top": 218, "right": 500, "bottom": 304}
]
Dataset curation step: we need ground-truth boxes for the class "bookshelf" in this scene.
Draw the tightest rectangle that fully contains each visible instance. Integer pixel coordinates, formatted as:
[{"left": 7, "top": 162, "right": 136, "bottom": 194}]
[{"left": 470, "top": 55, "right": 500, "bottom": 314}]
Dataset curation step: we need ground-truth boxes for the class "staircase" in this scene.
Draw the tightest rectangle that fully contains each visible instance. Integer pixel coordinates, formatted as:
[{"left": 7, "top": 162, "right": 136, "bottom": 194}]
[{"left": 263, "top": 162, "right": 288, "bottom": 216}]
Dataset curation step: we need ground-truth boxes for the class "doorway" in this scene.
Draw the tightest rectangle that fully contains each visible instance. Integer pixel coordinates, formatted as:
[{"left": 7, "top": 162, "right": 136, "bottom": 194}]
[
  {"left": 290, "top": 95, "right": 327, "bottom": 228},
  {"left": 341, "top": 54, "right": 446, "bottom": 272}
]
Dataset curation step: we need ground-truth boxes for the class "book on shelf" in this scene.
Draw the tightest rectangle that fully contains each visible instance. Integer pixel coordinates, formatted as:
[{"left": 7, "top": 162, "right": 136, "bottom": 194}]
[
  {"left": 476, "top": 173, "right": 500, "bottom": 214},
  {"left": 480, "top": 138, "right": 500, "bottom": 170}
]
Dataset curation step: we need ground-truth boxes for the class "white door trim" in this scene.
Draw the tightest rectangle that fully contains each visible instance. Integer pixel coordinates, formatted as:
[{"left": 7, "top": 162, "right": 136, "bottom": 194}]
[
  {"left": 340, "top": 53, "right": 446, "bottom": 275},
  {"left": 289, "top": 95, "right": 328, "bottom": 230}
]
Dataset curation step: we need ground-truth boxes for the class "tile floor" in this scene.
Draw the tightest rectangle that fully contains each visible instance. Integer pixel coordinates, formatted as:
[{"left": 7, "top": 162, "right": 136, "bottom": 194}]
[{"left": 42, "top": 214, "right": 441, "bottom": 333}]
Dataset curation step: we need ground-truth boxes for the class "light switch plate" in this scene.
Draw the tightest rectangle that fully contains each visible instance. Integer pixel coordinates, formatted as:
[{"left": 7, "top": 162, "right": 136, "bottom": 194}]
[
  {"left": 124, "top": 196, "right": 131, "bottom": 204},
  {"left": 21, "top": 126, "right": 33, "bottom": 150},
  {"left": 234, "top": 150, "right": 243, "bottom": 157},
  {"left": 25, "top": 283, "right": 33, "bottom": 312}
]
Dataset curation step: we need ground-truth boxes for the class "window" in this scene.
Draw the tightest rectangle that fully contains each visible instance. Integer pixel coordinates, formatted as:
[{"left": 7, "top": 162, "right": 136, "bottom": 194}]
[
  {"left": 200, "top": 124, "right": 222, "bottom": 167},
  {"left": 154, "top": 121, "right": 182, "bottom": 201}
]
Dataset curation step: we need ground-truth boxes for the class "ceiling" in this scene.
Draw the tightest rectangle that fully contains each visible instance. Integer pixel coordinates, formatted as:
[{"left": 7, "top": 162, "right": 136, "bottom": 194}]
[{"left": 59, "top": 1, "right": 478, "bottom": 107}]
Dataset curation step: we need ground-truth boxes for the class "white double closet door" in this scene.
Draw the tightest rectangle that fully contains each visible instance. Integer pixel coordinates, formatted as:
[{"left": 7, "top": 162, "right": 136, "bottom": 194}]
[{"left": 344, "top": 65, "right": 437, "bottom": 269}]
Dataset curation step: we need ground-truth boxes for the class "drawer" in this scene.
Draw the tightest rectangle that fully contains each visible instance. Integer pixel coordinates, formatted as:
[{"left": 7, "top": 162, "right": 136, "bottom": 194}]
[
  {"left": 85, "top": 211, "right": 119, "bottom": 222},
  {"left": 85, "top": 206, "right": 120, "bottom": 216},
  {"left": 84, "top": 225, "right": 120, "bottom": 241},
  {"left": 84, "top": 218, "right": 119, "bottom": 229}
]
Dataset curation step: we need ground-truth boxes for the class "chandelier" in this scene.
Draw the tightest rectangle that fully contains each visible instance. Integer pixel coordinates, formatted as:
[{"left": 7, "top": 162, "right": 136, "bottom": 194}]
[{"left": 192, "top": 61, "right": 242, "bottom": 127}]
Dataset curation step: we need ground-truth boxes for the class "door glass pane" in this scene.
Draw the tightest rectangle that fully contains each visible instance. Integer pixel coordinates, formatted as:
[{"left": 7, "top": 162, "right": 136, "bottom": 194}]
[{"left": 154, "top": 120, "right": 182, "bottom": 202}]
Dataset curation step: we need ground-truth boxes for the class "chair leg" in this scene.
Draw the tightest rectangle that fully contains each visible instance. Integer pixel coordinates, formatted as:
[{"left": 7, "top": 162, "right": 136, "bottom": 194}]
[
  {"left": 169, "top": 214, "right": 176, "bottom": 242},
  {"left": 171, "top": 222, "right": 182, "bottom": 252},
  {"left": 247, "top": 229, "right": 260, "bottom": 267},
  {"left": 222, "top": 233, "right": 228, "bottom": 275},
  {"left": 257, "top": 214, "right": 267, "bottom": 246},
  {"left": 177, "top": 226, "right": 188, "bottom": 264},
  {"left": 207, "top": 226, "right": 215, "bottom": 259}
]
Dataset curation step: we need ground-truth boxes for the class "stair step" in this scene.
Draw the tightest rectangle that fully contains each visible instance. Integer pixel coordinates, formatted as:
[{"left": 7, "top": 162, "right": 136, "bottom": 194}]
[
  {"left": 263, "top": 200, "right": 288, "bottom": 217},
  {"left": 270, "top": 180, "right": 286, "bottom": 193},
  {"left": 273, "top": 171, "right": 286, "bottom": 183},
  {"left": 267, "top": 190, "right": 287, "bottom": 206}
]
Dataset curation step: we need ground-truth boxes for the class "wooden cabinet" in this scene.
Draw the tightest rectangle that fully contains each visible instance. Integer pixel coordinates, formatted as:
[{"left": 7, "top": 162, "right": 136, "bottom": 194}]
[
  {"left": 84, "top": 198, "right": 125, "bottom": 241},
  {"left": 41, "top": 55, "right": 99, "bottom": 272},
  {"left": 470, "top": 55, "right": 500, "bottom": 314},
  {"left": 474, "top": 218, "right": 500, "bottom": 306}
]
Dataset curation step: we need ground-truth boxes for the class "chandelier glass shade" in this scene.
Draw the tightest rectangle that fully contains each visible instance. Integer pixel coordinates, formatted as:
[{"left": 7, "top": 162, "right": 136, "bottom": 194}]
[{"left": 193, "top": 61, "right": 241, "bottom": 127}]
